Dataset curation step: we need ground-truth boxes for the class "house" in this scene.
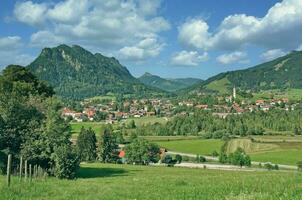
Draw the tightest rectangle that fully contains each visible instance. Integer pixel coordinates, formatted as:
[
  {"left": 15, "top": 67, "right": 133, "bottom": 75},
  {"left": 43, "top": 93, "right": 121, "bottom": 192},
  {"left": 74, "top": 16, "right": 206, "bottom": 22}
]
[
  {"left": 256, "top": 100, "right": 265, "bottom": 106},
  {"left": 62, "top": 107, "right": 76, "bottom": 118},
  {"left": 232, "top": 103, "right": 244, "bottom": 113},
  {"left": 195, "top": 104, "right": 208, "bottom": 110}
]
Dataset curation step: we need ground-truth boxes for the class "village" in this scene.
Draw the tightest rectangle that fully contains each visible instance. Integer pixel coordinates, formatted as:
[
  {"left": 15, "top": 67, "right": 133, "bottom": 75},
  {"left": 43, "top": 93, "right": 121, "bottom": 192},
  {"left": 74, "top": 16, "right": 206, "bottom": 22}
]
[{"left": 62, "top": 87, "right": 299, "bottom": 123}]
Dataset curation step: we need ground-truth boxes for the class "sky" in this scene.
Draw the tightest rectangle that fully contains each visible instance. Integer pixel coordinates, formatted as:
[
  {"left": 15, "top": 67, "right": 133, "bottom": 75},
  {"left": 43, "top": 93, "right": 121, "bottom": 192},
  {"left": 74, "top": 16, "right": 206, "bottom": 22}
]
[{"left": 1, "top": 0, "right": 302, "bottom": 79}]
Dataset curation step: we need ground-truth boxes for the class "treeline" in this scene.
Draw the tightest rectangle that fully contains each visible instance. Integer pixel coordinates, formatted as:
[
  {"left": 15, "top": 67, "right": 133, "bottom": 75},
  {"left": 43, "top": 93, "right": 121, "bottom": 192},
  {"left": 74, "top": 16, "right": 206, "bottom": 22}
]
[{"left": 131, "top": 110, "right": 302, "bottom": 137}]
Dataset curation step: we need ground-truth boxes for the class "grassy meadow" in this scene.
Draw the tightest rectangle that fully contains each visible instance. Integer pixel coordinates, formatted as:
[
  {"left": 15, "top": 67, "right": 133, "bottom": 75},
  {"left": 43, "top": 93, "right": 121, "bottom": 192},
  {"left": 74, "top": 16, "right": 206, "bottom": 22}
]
[
  {"left": 1, "top": 163, "right": 302, "bottom": 200},
  {"left": 156, "top": 139, "right": 224, "bottom": 155},
  {"left": 227, "top": 138, "right": 302, "bottom": 165}
]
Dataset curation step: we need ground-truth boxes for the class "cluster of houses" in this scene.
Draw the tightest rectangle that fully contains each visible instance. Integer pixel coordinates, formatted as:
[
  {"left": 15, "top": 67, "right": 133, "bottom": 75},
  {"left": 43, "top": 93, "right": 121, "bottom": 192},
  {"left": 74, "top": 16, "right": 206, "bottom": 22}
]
[
  {"left": 62, "top": 87, "right": 299, "bottom": 122},
  {"left": 62, "top": 98, "right": 176, "bottom": 123}
]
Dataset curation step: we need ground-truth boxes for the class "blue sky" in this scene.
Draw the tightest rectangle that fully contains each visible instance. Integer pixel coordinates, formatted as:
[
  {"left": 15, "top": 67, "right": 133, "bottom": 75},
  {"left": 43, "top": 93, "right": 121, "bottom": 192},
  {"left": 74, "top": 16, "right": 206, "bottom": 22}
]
[{"left": 1, "top": 0, "right": 302, "bottom": 79}]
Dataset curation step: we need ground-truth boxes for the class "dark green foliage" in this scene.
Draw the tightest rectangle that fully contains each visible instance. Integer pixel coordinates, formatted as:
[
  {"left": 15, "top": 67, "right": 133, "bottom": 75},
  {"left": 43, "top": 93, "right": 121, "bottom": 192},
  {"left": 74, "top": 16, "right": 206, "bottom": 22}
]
[
  {"left": 175, "top": 154, "right": 182, "bottom": 164},
  {"left": 133, "top": 109, "right": 302, "bottom": 137},
  {"left": 219, "top": 152, "right": 228, "bottom": 164},
  {"left": 297, "top": 161, "right": 302, "bottom": 171},
  {"left": 212, "top": 150, "right": 219, "bottom": 157},
  {"left": 27, "top": 45, "right": 165, "bottom": 100},
  {"left": 77, "top": 127, "right": 97, "bottom": 161},
  {"left": 228, "top": 148, "right": 251, "bottom": 167},
  {"left": 98, "top": 129, "right": 119, "bottom": 163},
  {"left": 53, "top": 145, "right": 80, "bottom": 179},
  {"left": 195, "top": 155, "right": 206, "bottom": 163},
  {"left": 139, "top": 72, "right": 202, "bottom": 92},
  {"left": 0, "top": 65, "right": 76, "bottom": 178},
  {"left": 125, "top": 138, "right": 160, "bottom": 165}
]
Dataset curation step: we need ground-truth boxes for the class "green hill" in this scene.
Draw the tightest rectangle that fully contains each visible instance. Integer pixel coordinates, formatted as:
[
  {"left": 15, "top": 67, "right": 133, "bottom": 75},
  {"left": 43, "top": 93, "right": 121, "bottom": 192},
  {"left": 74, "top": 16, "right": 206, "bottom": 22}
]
[
  {"left": 139, "top": 72, "right": 202, "bottom": 92},
  {"left": 187, "top": 50, "right": 302, "bottom": 95},
  {"left": 27, "top": 45, "right": 164, "bottom": 99}
]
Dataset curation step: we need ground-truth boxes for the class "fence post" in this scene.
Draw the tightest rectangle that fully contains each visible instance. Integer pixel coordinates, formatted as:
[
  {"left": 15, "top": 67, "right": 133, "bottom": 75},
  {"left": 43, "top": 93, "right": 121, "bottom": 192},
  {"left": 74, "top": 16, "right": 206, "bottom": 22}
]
[
  {"left": 24, "top": 160, "right": 28, "bottom": 181},
  {"left": 19, "top": 156, "right": 23, "bottom": 180},
  {"left": 7, "top": 154, "right": 12, "bottom": 187}
]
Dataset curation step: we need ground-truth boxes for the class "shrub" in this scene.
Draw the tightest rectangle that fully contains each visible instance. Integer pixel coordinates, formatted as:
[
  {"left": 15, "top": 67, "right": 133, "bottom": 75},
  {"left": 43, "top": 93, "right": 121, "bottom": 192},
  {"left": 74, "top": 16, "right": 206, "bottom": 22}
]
[
  {"left": 196, "top": 155, "right": 206, "bottom": 163},
  {"left": 175, "top": 154, "right": 182, "bottom": 164},
  {"left": 228, "top": 148, "right": 251, "bottom": 167},
  {"left": 297, "top": 161, "right": 302, "bottom": 171},
  {"left": 212, "top": 150, "right": 219, "bottom": 157},
  {"left": 53, "top": 145, "right": 80, "bottom": 179},
  {"left": 264, "top": 163, "right": 274, "bottom": 170}
]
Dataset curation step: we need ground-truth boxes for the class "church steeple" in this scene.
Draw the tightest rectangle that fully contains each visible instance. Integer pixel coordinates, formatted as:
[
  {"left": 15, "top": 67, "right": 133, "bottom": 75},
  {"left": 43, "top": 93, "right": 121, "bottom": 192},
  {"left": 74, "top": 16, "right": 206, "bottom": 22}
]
[{"left": 233, "top": 86, "right": 236, "bottom": 100}]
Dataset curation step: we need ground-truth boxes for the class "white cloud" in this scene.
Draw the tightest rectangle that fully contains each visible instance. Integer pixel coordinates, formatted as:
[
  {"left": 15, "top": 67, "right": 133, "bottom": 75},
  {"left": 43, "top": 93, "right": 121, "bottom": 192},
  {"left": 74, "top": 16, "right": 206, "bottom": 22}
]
[
  {"left": 178, "top": 0, "right": 302, "bottom": 51},
  {"left": 13, "top": 0, "right": 170, "bottom": 61},
  {"left": 14, "top": 1, "right": 47, "bottom": 26},
  {"left": 0, "top": 36, "right": 34, "bottom": 69},
  {"left": 261, "top": 49, "right": 287, "bottom": 61},
  {"left": 216, "top": 51, "right": 248, "bottom": 65},
  {"left": 171, "top": 51, "right": 208, "bottom": 66},
  {"left": 119, "top": 37, "right": 164, "bottom": 61}
]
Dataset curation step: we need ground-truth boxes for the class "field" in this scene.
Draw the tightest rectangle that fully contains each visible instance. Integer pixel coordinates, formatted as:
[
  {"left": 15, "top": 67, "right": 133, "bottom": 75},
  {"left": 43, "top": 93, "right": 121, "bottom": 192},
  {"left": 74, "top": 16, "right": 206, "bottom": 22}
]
[
  {"left": 227, "top": 138, "right": 302, "bottom": 165},
  {"left": 1, "top": 163, "right": 302, "bottom": 200},
  {"left": 156, "top": 139, "right": 224, "bottom": 155},
  {"left": 71, "top": 122, "right": 107, "bottom": 136},
  {"left": 252, "top": 88, "right": 302, "bottom": 101},
  {"left": 125, "top": 116, "right": 169, "bottom": 126}
]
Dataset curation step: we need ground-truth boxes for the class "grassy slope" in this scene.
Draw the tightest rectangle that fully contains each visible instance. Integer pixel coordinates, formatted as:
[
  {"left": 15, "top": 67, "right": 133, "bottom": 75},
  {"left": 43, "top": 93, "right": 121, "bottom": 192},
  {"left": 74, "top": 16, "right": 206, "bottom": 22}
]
[
  {"left": 1, "top": 163, "right": 302, "bottom": 200},
  {"left": 205, "top": 77, "right": 231, "bottom": 94},
  {"left": 156, "top": 139, "right": 224, "bottom": 155}
]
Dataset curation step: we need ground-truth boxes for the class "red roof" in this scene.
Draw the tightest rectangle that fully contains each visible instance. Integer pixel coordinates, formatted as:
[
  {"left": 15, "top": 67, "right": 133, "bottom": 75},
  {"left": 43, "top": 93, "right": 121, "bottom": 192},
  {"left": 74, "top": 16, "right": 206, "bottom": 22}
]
[{"left": 118, "top": 150, "right": 125, "bottom": 158}]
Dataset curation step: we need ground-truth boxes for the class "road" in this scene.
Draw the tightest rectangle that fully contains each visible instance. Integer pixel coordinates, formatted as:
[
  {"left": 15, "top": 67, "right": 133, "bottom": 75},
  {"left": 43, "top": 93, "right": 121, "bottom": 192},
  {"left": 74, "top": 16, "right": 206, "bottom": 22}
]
[{"left": 167, "top": 151, "right": 298, "bottom": 170}]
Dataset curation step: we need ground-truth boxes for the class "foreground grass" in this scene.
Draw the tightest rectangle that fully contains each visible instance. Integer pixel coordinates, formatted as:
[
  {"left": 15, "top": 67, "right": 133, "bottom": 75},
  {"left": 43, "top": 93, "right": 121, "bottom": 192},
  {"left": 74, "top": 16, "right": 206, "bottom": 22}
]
[
  {"left": 1, "top": 163, "right": 302, "bottom": 200},
  {"left": 156, "top": 139, "right": 224, "bottom": 155}
]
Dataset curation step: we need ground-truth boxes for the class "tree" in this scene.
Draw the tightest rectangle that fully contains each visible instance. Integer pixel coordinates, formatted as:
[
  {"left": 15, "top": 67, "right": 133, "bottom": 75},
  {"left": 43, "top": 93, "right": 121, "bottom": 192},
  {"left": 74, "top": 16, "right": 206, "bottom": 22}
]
[
  {"left": 219, "top": 152, "right": 228, "bottom": 164},
  {"left": 98, "top": 129, "right": 118, "bottom": 163},
  {"left": 125, "top": 138, "right": 160, "bottom": 165},
  {"left": 0, "top": 65, "right": 76, "bottom": 178},
  {"left": 77, "top": 127, "right": 97, "bottom": 161},
  {"left": 52, "top": 145, "right": 80, "bottom": 179},
  {"left": 228, "top": 148, "right": 251, "bottom": 167}
]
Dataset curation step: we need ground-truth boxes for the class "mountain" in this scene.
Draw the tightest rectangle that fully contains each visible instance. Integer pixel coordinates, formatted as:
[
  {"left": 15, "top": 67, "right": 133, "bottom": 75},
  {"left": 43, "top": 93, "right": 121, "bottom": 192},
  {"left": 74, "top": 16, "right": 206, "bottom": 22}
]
[
  {"left": 27, "top": 45, "right": 164, "bottom": 100},
  {"left": 138, "top": 72, "right": 202, "bottom": 92},
  {"left": 186, "top": 50, "right": 302, "bottom": 94}
]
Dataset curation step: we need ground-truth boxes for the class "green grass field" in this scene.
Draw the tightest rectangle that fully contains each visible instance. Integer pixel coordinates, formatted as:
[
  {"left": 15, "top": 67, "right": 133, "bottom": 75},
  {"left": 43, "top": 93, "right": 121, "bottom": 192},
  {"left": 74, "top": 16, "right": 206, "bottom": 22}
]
[
  {"left": 71, "top": 122, "right": 106, "bottom": 136},
  {"left": 227, "top": 138, "right": 302, "bottom": 165},
  {"left": 125, "top": 116, "right": 169, "bottom": 127},
  {"left": 1, "top": 163, "right": 302, "bottom": 200},
  {"left": 156, "top": 139, "right": 224, "bottom": 155},
  {"left": 252, "top": 88, "right": 302, "bottom": 101}
]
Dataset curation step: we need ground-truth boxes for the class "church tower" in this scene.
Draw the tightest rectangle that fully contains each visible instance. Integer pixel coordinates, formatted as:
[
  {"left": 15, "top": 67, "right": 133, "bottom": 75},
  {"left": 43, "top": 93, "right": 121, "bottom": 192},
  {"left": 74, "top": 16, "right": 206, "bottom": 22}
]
[{"left": 233, "top": 86, "right": 236, "bottom": 100}]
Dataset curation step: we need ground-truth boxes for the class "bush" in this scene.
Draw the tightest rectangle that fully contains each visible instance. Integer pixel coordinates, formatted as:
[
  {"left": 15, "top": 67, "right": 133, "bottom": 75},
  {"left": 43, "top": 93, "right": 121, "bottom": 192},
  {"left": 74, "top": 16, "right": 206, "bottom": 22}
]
[
  {"left": 53, "top": 145, "right": 80, "bottom": 179},
  {"left": 264, "top": 163, "right": 274, "bottom": 170},
  {"left": 228, "top": 148, "right": 251, "bottom": 167},
  {"left": 175, "top": 154, "right": 182, "bottom": 164},
  {"left": 298, "top": 161, "right": 302, "bottom": 171},
  {"left": 212, "top": 150, "right": 219, "bottom": 157},
  {"left": 195, "top": 155, "right": 206, "bottom": 163}
]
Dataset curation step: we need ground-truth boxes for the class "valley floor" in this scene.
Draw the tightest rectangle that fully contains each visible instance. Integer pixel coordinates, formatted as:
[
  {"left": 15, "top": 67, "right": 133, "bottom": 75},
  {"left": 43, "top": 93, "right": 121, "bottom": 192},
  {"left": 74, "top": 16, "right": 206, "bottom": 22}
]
[{"left": 1, "top": 163, "right": 302, "bottom": 200}]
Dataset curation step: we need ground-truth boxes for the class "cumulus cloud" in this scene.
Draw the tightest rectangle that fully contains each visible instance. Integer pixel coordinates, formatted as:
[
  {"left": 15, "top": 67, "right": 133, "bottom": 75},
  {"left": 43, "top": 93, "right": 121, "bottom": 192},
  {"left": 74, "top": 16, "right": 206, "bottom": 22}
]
[
  {"left": 178, "top": 0, "right": 302, "bottom": 51},
  {"left": 119, "top": 37, "right": 164, "bottom": 61},
  {"left": 0, "top": 36, "right": 34, "bottom": 69},
  {"left": 170, "top": 51, "right": 208, "bottom": 66},
  {"left": 216, "top": 51, "right": 248, "bottom": 65},
  {"left": 261, "top": 49, "right": 287, "bottom": 61},
  {"left": 14, "top": 1, "right": 47, "bottom": 26},
  {"left": 13, "top": 0, "right": 170, "bottom": 61}
]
